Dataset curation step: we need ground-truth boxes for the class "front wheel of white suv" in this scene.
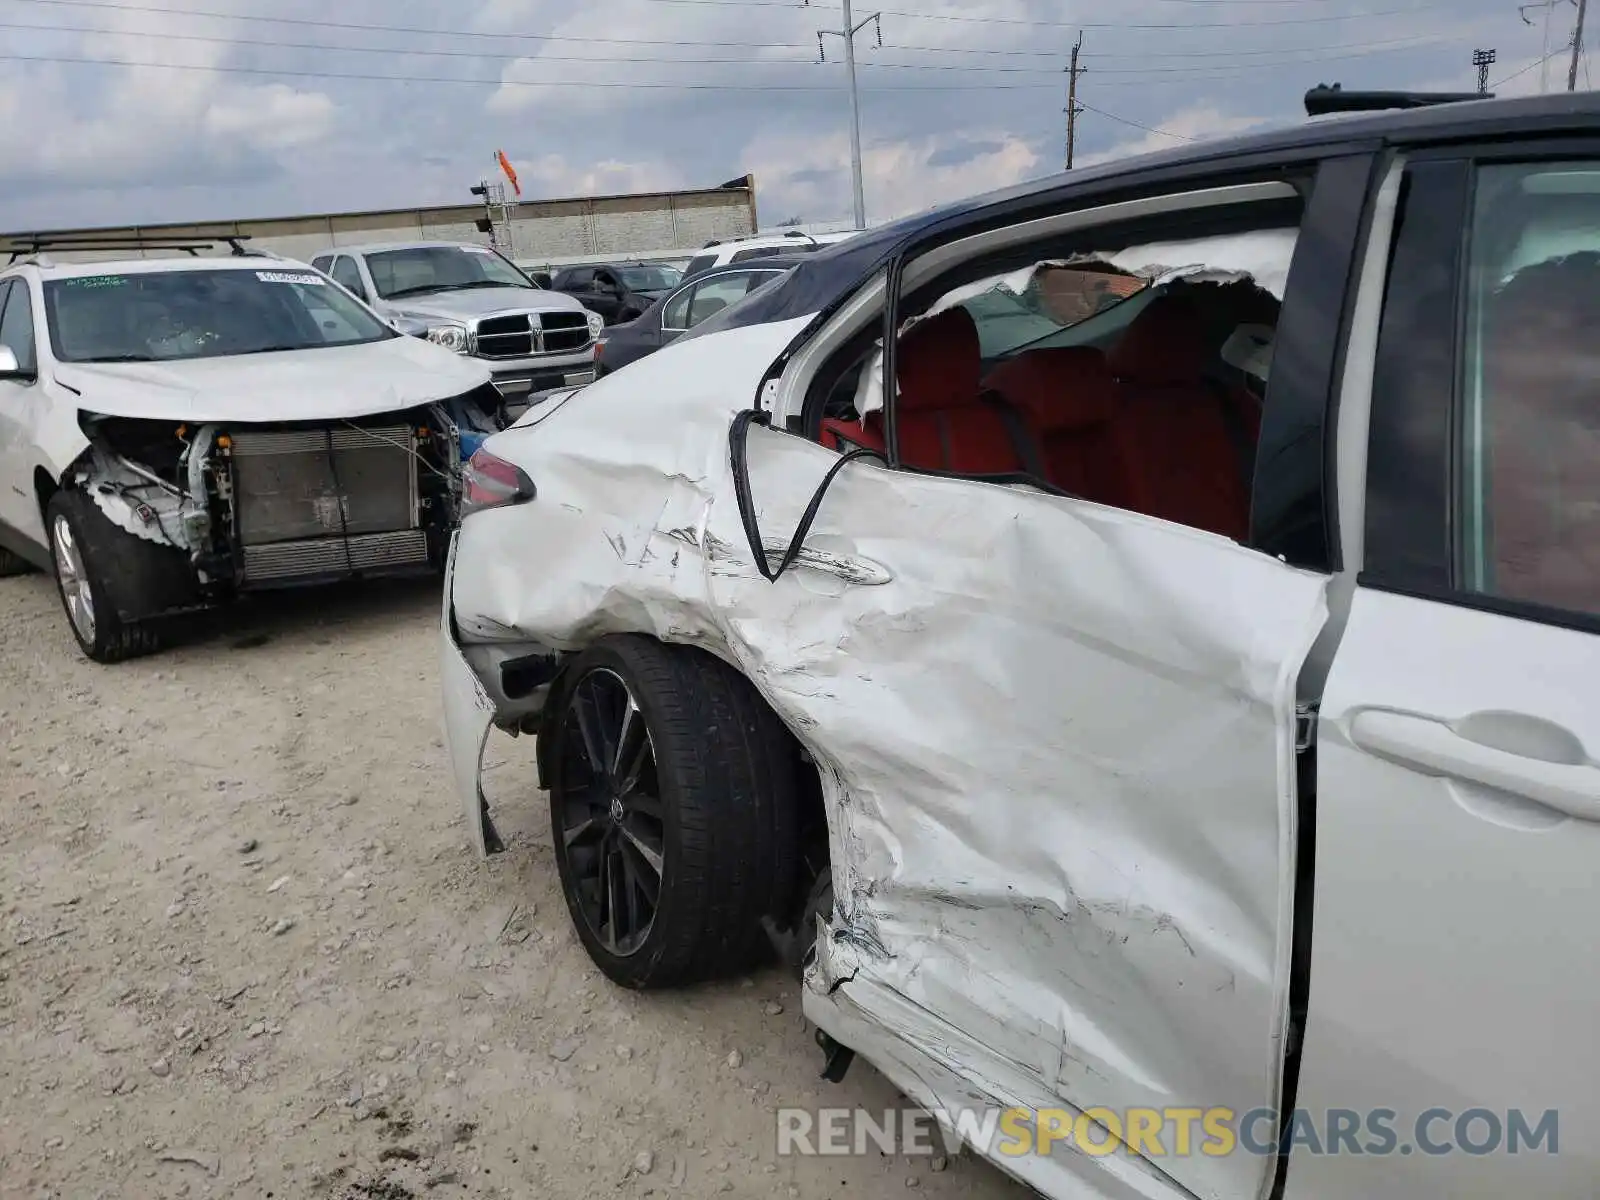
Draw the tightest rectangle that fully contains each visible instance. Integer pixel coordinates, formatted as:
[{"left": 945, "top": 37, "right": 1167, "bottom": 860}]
[{"left": 46, "top": 490, "right": 192, "bottom": 663}]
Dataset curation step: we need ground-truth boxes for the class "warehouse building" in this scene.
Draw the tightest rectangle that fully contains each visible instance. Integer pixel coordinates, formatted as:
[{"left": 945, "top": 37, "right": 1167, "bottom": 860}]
[{"left": 1, "top": 176, "right": 759, "bottom": 268}]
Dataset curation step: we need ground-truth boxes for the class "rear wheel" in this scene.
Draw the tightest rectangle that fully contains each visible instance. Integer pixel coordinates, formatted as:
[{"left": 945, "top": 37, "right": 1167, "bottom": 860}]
[
  {"left": 46, "top": 490, "right": 189, "bottom": 663},
  {"left": 548, "top": 636, "right": 799, "bottom": 989}
]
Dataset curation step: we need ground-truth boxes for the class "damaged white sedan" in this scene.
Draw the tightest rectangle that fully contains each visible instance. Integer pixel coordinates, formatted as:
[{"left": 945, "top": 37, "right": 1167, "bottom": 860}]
[
  {"left": 444, "top": 90, "right": 1600, "bottom": 1200},
  {"left": 0, "top": 243, "right": 511, "bottom": 662}
]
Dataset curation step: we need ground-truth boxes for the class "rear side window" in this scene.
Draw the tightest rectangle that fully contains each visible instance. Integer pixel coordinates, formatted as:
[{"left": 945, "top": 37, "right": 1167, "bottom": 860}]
[
  {"left": 330, "top": 256, "right": 368, "bottom": 300},
  {"left": 1459, "top": 161, "right": 1600, "bottom": 620},
  {"left": 310, "top": 255, "right": 333, "bottom": 274},
  {"left": 687, "top": 273, "right": 755, "bottom": 324}
]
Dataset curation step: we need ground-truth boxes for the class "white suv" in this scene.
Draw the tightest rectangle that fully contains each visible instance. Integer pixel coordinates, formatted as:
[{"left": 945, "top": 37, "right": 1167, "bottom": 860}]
[
  {"left": 679, "top": 229, "right": 858, "bottom": 279},
  {"left": 0, "top": 240, "right": 496, "bottom": 662}
]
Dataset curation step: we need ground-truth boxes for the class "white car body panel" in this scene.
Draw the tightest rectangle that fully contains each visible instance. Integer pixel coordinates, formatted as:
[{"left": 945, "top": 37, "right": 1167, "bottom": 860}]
[
  {"left": 1287, "top": 589, "right": 1600, "bottom": 1199},
  {"left": 444, "top": 313, "right": 1330, "bottom": 1200},
  {"left": 440, "top": 533, "right": 498, "bottom": 859}
]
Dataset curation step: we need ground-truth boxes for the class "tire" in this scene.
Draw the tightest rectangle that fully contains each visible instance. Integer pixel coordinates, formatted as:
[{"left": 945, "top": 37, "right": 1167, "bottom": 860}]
[
  {"left": 0, "top": 545, "right": 34, "bottom": 577},
  {"left": 45, "top": 489, "right": 193, "bottom": 663},
  {"left": 547, "top": 635, "right": 800, "bottom": 989}
]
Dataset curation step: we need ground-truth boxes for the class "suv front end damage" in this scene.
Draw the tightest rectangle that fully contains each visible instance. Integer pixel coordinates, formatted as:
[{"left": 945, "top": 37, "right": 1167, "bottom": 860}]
[{"left": 69, "top": 385, "right": 504, "bottom": 605}]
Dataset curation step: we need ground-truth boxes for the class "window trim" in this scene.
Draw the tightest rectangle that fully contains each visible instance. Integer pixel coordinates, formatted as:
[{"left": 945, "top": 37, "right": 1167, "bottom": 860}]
[{"left": 1360, "top": 139, "right": 1600, "bottom": 637}]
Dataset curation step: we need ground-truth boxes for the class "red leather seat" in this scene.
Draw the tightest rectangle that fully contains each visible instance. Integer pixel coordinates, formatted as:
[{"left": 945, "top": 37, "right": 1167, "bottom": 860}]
[
  {"left": 1485, "top": 257, "right": 1600, "bottom": 613},
  {"left": 1105, "top": 294, "right": 1251, "bottom": 539},
  {"left": 982, "top": 347, "right": 1130, "bottom": 502},
  {"left": 869, "top": 307, "right": 1040, "bottom": 474}
]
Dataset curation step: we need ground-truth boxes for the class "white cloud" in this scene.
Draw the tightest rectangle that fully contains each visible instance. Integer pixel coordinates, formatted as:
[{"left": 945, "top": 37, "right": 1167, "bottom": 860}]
[
  {"left": 203, "top": 85, "right": 337, "bottom": 152},
  {"left": 742, "top": 129, "right": 1042, "bottom": 224},
  {"left": 0, "top": 0, "right": 1569, "bottom": 231}
]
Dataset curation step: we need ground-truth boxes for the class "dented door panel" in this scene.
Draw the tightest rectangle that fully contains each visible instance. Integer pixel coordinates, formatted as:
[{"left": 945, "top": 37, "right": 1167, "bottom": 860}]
[
  {"left": 440, "top": 312, "right": 1328, "bottom": 1200},
  {"left": 707, "top": 425, "right": 1329, "bottom": 1200}
]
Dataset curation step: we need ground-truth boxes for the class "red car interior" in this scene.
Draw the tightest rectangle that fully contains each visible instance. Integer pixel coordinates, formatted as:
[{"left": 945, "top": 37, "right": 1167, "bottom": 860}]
[{"left": 819, "top": 288, "right": 1264, "bottom": 543}]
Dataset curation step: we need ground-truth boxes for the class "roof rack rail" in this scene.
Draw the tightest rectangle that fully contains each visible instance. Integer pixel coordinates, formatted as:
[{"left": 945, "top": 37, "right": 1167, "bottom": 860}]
[
  {"left": 1305, "top": 83, "right": 1491, "bottom": 117},
  {"left": 0, "top": 232, "right": 255, "bottom": 264}
]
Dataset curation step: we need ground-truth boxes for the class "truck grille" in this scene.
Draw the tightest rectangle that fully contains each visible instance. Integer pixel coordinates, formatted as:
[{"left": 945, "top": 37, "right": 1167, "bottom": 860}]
[
  {"left": 228, "top": 422, "right": 425, "bottom": 584},
  {"left": 474, "top": 311, "right": 592, "bottom": 360}
]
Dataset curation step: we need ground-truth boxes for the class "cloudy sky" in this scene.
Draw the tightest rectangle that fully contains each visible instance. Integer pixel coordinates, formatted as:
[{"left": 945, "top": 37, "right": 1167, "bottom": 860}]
[{"left": 0, "top": 0, "right": 1582, "bottom": 232}]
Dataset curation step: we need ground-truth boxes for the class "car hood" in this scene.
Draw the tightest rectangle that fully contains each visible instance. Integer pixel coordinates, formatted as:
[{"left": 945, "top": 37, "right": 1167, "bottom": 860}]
[
  {"left": 53, "top": 335, "right": 494, "bottom": 423},
  {"left": 377, "top": 287, "right": 588, "bottom": 322}
]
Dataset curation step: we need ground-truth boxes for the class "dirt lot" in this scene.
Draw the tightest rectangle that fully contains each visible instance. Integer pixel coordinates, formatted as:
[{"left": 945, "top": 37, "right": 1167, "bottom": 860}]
[{"left": 0, "top": 572, "right": 1032, "bottom": 1200}]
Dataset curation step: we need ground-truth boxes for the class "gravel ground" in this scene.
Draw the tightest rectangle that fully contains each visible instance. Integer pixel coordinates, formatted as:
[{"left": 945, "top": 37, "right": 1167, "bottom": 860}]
[{"left": 0, "top": 571, "right": 1032, "bottom": 1200}]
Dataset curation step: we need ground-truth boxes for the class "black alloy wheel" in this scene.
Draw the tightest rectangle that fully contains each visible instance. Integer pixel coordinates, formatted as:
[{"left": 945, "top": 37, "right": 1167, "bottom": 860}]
[
  {"left": 553, "top": 666, "right": 665, "bottom": 958},
  {"left": 546, "top": 636, "right": 801, "bottom": 989}
]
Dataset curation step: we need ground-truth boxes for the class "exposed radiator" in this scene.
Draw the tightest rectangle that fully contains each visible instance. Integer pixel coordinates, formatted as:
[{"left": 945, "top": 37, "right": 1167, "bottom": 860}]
[
  {"left": 241, "top": 529, "right": 431, "bottom": 583},
  {"left": 229, "top": 423, "right": 419, "bottom": 546}
]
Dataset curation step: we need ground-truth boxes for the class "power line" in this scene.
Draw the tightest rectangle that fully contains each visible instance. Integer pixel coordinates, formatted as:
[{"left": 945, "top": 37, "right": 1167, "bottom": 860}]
[
  {"left": 0, "top": 19, "right": 1473, "bottom": 78},
  {"left": 1079, "top": 103, "right": 1198, "bottom": 142},
  {"left": 0, "top": 49, "right": 1068, "bottom": 89},
  {"left": 8, "top": 0, "right": 1454, "bottom": 34},
  {"left": 1491, "top": 45, "right": 1570, "bottom": 86}
]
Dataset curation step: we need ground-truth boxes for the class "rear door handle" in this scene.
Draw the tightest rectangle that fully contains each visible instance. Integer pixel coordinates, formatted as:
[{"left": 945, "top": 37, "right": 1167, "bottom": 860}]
[{"left": 1348, "top": 708, "right": 1600, "bottom": 822}]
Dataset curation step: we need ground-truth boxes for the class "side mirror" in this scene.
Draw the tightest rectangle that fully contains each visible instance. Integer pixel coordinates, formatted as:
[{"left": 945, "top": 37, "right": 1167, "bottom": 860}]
[{"left": 0, "top": 345, "right": 27, "bottom": 378}]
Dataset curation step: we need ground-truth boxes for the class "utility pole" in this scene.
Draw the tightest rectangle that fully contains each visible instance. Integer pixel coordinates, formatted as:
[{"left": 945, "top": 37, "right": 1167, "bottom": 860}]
[
  {"left": 1065, "top": 32, "right": 1086, "bottom": 169},
  {"left": 1569, "top": 0, "right": 1589, "bottom": 90},
  {"left": 1523, "top": 0, "right": 1577, "bottom": 92},
  {"left": 1474, "top": 48, "right": 1496, "bottom": 93},
  {"left": 814, "top": 0, "right": 882, "bottom": 229}
]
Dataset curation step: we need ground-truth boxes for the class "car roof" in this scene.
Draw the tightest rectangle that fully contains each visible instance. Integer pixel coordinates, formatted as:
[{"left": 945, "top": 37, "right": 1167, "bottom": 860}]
[
  {"left": 4, "top": 256, "right": 312, "bottom": 280},
  {"left": 333, "top": 240, "right": 508, "bottom": 257}
]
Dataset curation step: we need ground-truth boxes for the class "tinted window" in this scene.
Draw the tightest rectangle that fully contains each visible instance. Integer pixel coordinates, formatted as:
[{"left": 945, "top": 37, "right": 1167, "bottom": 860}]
[
  {"left": 364, "top": 245, "right": 534, "bottom": 299},
  {"left": 682, "top": 254, "right": 718, "bottom": 279},
  {"left": 0, "top": 278, "right": 37, "bottom": 373},
  {"left": 311, "top": 255, "right": 334, "bottom": 274},
  {"left": 43, "top": 268, "right": 395, "bottom": 363},
  {"left": 730, "top": 246, "right": 785, "bottom": 263},
  {"left": 617, "top": 265, "right": 680, "bottom": 290},
  {"left": 330, "top": 256, "right": 367, "bottom": 299},
  {"left": 1458, "top": 161, "right": 1600, "bottom": 619},
  {"left": 662, "top": 283, "right": 695, "bottom": 329},
  {"left": 563, "top": 268, "right": 594, "bottom": 288},
  {"left": 688, "top": 273, "right": 755, "bottom": 324}
]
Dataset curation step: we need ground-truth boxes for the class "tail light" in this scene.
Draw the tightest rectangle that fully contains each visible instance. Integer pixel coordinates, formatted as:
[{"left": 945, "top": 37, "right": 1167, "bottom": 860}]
[{"left": 461, "top": 447, "right": 536, "bottom": 518}]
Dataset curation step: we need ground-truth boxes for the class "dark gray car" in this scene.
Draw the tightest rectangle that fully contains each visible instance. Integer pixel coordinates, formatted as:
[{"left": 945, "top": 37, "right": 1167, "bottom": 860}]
[{"left": 593, "top": 257, "right": 799, "bottom": 377}]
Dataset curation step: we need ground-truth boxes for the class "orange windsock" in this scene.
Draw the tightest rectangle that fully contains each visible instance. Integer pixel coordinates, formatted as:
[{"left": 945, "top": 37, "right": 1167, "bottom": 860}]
[{"left": 496, "top": 149, "right": 521, "bottom": 197}]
